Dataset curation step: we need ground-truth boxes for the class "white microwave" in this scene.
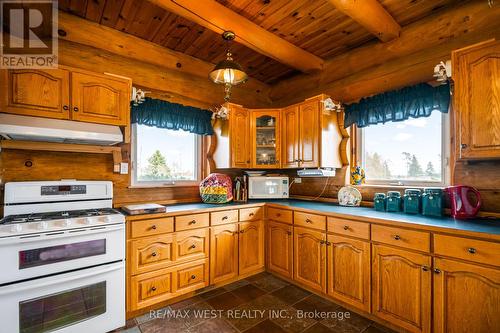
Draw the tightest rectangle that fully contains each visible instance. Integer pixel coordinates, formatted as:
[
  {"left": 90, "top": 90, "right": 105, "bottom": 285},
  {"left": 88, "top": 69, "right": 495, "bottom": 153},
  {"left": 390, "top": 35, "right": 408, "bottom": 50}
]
[{"left": 248, "top": 176, "right": 289, "bottom": 199}]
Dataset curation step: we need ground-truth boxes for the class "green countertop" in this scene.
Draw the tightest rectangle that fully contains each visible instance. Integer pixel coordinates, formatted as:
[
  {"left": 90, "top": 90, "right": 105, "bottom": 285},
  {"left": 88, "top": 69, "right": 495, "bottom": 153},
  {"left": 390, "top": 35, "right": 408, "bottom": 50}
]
[{"left": 163, "top": 199, "right": 500, "bottom": 236}]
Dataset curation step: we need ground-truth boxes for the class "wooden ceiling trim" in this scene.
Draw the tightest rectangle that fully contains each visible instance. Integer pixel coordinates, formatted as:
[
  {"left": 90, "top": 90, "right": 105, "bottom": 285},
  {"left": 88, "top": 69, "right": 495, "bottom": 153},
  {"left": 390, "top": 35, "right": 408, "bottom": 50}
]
[
  {"left": 146, "top": 0, "right": 325, "bottom": 73},
  {"left": 270, "top": 0, "right": 500, "bottom": 102},
  {"left": 328, "top": 0, "right": 401, "bottom": 42}
]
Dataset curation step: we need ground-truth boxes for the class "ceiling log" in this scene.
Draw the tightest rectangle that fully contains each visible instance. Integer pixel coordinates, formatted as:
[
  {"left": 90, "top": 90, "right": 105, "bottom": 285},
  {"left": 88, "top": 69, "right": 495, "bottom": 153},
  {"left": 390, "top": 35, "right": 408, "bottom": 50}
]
[
  {"left": 146, "top": 0, "right": 324, "bottom": 73},
  {"left": 328, "top": 0, "right": 401, "bottom": 42}
]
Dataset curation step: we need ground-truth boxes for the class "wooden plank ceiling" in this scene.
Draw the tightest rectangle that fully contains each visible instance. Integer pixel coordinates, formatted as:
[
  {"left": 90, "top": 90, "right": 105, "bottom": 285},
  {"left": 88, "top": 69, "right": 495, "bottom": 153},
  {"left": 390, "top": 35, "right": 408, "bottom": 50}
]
[{"left": 59, "top": 0, "right": 462, "bottom": 84}]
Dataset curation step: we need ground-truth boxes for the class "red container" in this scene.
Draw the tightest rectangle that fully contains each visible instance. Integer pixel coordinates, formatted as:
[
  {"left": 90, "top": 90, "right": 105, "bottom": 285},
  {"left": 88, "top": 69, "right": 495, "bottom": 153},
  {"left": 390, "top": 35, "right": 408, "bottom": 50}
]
[{"left": 444, "top": 185, "right": 482, "bottom": 219}]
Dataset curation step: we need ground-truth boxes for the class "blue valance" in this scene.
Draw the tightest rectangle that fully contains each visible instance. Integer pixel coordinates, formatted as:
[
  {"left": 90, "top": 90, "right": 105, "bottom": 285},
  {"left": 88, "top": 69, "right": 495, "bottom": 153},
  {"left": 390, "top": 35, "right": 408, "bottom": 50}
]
[
  {"left": 131, "top": 98, "right": 214, "bottom": 135},
  {"left": 344, "top": 83, "right": 450, "bottom": 128}
]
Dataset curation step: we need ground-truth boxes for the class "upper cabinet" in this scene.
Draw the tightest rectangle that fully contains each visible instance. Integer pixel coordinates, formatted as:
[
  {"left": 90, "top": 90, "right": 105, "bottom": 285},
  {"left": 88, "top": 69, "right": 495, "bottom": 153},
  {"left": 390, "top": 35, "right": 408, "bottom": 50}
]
[
  {"left": 298, "top": 99, "right": 320, "bottom": 168},
  {"left": 229, "top": 104, "right": 251, "bottom": 168},
  {"left": 0, "top": 67, "right": 131, "bottom": 127},
  {"left": 281, "top": 105, "right": 300, "bottom": 168},
  {"left": 453, "top": 40, "right": 500, "bottom": 160},
  {"left": 251, "top": 109, "right": 281, "bottom": 168}
]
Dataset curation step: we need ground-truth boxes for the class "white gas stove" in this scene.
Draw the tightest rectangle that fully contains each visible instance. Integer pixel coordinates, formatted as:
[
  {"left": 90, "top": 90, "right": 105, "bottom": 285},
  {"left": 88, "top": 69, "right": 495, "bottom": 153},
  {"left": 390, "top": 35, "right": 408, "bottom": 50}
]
[{"left": 0, "top": 180, "right": 125, "bottom": 333}]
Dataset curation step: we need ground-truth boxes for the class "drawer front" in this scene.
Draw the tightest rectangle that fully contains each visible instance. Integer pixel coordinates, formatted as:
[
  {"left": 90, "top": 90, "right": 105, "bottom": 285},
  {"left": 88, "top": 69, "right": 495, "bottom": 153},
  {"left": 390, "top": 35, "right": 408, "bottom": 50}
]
[
  {"left": 371, "top": 224, "right": 430, "bottom": 252},
  {"left": 267, "top": 207, "right": 293, "bottom": 224},
  {"left": 130, "top": 268, "right": 174, "bottom": 310},
  {"left": 240, "top": 207, "right": 263, "bottom": 221},
  {"left": 327, "top": 217, "right": 370, "bottom": 240},
  {"left": 130, "top": 234, "right": 175, "bottom": 275},
  {"left": 434, "top": 234, "right": 500, "bottom": 267},
  {"left": 175, "top": 213, "right": 209, "bottom": 231},
  {"left": 177, "top": 259, "right": 209, "bottom": 291},
  {"left": 176, "top": 228, "right": 209, "bottom": 263},
  {"left": 211, "top": 209, "right": 239, "bottom": 226},
  {"left": 294, "top": 211, "right": 326, "bottom": 231},
  {"left": 131, "top": 217, "right": 174, "bottom": 238}
]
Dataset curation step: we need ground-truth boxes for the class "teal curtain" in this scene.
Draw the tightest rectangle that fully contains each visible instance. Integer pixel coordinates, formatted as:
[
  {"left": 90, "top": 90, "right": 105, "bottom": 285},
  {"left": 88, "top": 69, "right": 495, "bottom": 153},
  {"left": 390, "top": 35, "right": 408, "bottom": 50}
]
[
  {"left": 131, "top": 98, "right": 214, "bottom": 135},
  {"left": 344, "top": 83, "right": 450, "bottom": 128}
]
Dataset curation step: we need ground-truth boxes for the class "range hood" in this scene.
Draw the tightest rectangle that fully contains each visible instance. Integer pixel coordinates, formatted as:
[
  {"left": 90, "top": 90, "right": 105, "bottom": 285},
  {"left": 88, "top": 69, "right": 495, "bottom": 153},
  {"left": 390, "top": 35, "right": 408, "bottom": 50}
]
[
  {"left": 297, "top": 168, "right": 336, "bottom": 177},
  {"left": 0, "top": 114, "right": 123, "bottom": 145}
]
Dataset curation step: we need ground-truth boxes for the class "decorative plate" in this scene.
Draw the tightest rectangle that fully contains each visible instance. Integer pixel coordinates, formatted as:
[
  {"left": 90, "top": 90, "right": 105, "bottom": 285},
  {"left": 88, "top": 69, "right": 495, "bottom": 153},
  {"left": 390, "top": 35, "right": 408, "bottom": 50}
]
[{"left": 338, "top": 185, "right": 362, "bottom": 206}]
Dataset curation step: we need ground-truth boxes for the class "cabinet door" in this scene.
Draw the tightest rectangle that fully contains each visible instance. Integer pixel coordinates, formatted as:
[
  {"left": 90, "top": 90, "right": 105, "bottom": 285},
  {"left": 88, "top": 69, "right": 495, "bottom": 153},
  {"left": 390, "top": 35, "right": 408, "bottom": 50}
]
[
  {"left": 433, "top": 257, "right": 500, "bottom": 333},
  {"left": 239, "top": 221, "right": 264, "bottom": 275},
  {"left": 251, "top": 109, "right": 281, "bottom": 168},
  {"left": 0, "top": 69, "right": 70, "bottom": 119},
  {"left": 281, "top": 106, "right": 300, "bottom": 168},
  {"left": 267, "top": 221, "right": 293, "bottom": 279},
  {"left": 327, "top": 235, "right": 370, "bottom": 312},
  {"left": 298, "top": 100, "right": 320, "bottom": 167},
  {"left": 129, "top": 234, "right": 175, "bottom": 275},
  {"left": 210, "top": 224, "right": 238, "bottom": 284},
  {"left": 453, "top": 40, "right": 500, "bottom": 159},
  {"left": 294, "top": 227, "right": 326, "bottom": 293},
  {"left": 71, "top": 71, "right": 130, "bottom": 126},
  {"left": 176, "top": 228, "right": 209, "bottom": 263},
  {"left": 229, "top": 105, "right": 251, "bottom": 168},
  {"left": 372, "top": 244, "right": 431, "bottom": 333}
]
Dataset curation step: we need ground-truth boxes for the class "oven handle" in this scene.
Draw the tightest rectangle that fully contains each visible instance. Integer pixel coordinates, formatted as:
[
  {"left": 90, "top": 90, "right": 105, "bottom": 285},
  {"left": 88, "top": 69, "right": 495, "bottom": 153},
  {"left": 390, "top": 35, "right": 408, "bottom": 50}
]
[{"left": 0, "top": 261, "right": 124, "bottom": 295}]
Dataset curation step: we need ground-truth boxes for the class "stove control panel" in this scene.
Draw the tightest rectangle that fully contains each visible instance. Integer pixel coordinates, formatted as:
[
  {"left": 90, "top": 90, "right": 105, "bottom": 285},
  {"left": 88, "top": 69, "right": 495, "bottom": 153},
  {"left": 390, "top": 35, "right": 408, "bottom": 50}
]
[{"left": 41, "top": 185, "right": 87, "bottom": 196}]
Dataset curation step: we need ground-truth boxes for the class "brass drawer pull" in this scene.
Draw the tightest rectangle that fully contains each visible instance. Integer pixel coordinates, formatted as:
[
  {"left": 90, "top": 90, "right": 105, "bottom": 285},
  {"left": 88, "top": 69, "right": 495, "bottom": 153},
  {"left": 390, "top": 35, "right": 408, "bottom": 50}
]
[
  {"left": 151, "top": 225, "right": 157, "bottom": 230},
  {"left": 343, "top": 225, "right": 349, "bottom": 230},
  {"left": 151, "top": 286, "right": 157, "bottom": 291},
  {"left": 189, "top": 244, "right": 196, "bottom": 249},
  {"left": 222, "top": 216, "right": 228, "bottom": 220},
  {"left": 276, "top": 213, "right": 281, "bottom": 217},
  {"left": 188, "top": 220, "right": 197, "bottom": 225},
  {"left": 467, "top": 247, "right": 476, "bottom": 254},
  {"left": 421, "top": 265, "right": 429, "bottom": 272},
  {"left": 151, "top": 252, "right": 157, "bottom": 257},
  {"left": 191, "top": 275, "right": 196, "bottom": 280},
  {"left": 249, "top": 212, "right": 255, "bottom": 217},
  {"left": 393, "top": 235, "right": 401, "bottom": 240},
  {"left": 434, "top": 268, "right": 441, "bottom": 274},
  {"left": 305, "top": 218, "right": 312, "bottom": 223}
]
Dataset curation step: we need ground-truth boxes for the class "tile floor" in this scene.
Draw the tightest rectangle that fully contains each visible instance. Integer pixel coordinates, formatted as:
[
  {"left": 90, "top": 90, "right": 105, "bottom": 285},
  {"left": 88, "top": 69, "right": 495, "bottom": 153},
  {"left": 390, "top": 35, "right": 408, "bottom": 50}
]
[{"left": 113, "top": 272, "right": 395, "bottom": 333}]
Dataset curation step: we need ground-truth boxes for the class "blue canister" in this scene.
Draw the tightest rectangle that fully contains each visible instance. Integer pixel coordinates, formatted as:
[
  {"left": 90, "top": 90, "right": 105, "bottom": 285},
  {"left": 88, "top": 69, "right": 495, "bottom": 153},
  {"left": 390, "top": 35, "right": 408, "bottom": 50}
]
[
  {"left": 422, "top": 188, "right": 444, "bottom": 217},
  {"left": 403, "top": 189, "right": 422, "bottom": 214},
  {"left": 386, "top": 191, "right": 402, "bottom": 212},
  {"left": 374, "top": 193, "right": 386, "bottom": 211}
]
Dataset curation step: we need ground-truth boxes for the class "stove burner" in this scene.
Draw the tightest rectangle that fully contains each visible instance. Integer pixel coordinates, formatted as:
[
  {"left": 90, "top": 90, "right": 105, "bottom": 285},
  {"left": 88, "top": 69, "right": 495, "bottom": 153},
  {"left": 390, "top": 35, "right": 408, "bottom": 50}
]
[{"left": 0, "top": 208, "right": 120, "bottom": 225}]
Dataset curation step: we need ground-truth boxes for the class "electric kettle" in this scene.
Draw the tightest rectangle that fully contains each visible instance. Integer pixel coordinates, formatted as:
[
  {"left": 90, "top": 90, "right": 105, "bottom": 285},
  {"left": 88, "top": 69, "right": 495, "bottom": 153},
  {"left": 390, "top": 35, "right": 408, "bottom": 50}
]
[{"left": 444, "top": 185, "right": 482, "bottom": 219}]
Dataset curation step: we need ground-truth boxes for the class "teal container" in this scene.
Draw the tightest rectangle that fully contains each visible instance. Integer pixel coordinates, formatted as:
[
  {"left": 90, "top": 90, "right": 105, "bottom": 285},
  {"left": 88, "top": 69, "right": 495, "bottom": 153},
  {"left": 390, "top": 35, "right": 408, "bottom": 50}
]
[
  {"left": 403, "top": 189, "right": 422, "bottom": 214},
  {"left": 422, "top": 188, "right": 444, "bottom": 217},
  {"left": 386, "top": 191, "right": 402, "bottom": 212},
  {"left": 374, "top": 193, "right": 386, "bottom": 211}
]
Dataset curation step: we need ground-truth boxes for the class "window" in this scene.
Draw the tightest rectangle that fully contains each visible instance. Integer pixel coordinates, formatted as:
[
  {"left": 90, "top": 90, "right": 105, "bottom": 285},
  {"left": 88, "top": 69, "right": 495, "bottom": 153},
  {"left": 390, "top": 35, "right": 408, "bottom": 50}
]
[
  {"left": 132, "top": 124, "right": 201, "bottom": 186},
  {"left": 356, "top": 112, "right": 450, "bottom": 186}
]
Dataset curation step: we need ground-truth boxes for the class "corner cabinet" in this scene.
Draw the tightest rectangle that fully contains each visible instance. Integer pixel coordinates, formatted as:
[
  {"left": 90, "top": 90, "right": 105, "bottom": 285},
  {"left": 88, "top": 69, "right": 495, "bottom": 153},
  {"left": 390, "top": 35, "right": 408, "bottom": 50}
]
[
  {"left": 229, "top": 103, "right": 251, "bottom": 168},
  {"left": 453, "top": 39, "right": 500, "bottom": 159},
  {"left": 250, "top": 109, "right": 281, "bottom": 168}
]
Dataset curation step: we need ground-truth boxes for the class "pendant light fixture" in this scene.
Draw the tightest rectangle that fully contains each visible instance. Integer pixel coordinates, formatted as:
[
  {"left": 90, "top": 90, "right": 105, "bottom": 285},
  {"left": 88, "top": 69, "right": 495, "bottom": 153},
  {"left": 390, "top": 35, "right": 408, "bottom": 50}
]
[{"left": 209, "top": 31, "right": 248, "bottom": 102}]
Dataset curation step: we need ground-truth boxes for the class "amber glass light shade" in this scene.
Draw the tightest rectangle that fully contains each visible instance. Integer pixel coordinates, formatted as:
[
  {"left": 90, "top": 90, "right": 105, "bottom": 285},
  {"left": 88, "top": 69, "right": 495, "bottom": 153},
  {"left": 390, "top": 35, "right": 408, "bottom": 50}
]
[{"left": 209, "top": 58, "right": 248, "bottom": 85}]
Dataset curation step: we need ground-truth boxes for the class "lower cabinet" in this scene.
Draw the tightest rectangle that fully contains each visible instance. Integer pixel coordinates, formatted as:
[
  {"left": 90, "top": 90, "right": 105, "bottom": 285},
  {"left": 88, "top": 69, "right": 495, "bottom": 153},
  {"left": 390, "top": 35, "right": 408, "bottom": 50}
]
[
  {"left": 327, "top": 234, "right": 370, "bottom": 312},
  {"left": 267, "top": 221, "right": 293, "bottom": 279},
  {"left": 294, "top": 226, "right": 326, "bottom": 293},
  {"left": 239, "top": 221, "right": 265, "bottom": 275},
  {"left": 433, "top": 257, "right": 500, "bottom": 333},
  {"left": 372, "top": 244, "right": 432, "bottom": 333},
  {"left": 210, "top": 223, "right": 239, "bottom": 284}
]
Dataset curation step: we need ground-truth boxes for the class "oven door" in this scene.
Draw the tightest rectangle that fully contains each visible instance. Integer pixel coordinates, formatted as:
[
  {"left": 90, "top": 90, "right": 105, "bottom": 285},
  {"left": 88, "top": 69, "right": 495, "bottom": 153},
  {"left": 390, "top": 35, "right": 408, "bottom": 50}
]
[
  {"left": 0, "top": 261, "right": 125, "bottom": 333},
  {"left": 0, "top": 224, "right": 124, "bottom": 284}
]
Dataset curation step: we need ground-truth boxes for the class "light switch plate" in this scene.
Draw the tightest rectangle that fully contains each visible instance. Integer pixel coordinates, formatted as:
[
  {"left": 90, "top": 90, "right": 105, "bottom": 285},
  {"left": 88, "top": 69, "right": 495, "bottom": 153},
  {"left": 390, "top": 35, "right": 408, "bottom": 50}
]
[
  {"left": 294, "top": 177, "right": 302, "bottom": 184},
  {"left": 120, "top": 162, "right": 129, "bottom": 174}
]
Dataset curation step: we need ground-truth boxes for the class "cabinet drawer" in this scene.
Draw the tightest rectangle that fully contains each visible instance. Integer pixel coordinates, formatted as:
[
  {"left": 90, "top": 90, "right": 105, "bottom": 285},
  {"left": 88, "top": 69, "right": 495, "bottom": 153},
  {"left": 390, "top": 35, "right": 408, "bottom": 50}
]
[
  {"left": 267, "top": 207, "right": 293, "bottom": 224},
  {"left": 176, "top": 259, "right": 209, "bottom": 292},
  {"left": 371, "top": 225, "right": 430, "bottom": 252},
  {"left": 175, "top": 213, "right": 209, "bottom": 231},
  {"left": 176, "top": 228, "right": 209, "bottom": 263},
  {"left": 327, "top": 217, "right": 370, "bottom": 240},
  {"left": 129, "top": 234, "right": 175, "bottom": 275},
  {"left": 130, "top": 267, "right": 175, "bottom": 310},
  {"left": 130, "top": 217, "right": 173, "bottom": 238},
  {"left": 294, "top": 211, "right": 326, "bottom": 231},
  {"left": 240, "top": 207, "right": 263, "bottom": 221},
  {"left": 434, "top": 234, "right": 500, "bottom": 267},
  {"left": 211, "top": 210, "right": 239, "bottom": 226}
]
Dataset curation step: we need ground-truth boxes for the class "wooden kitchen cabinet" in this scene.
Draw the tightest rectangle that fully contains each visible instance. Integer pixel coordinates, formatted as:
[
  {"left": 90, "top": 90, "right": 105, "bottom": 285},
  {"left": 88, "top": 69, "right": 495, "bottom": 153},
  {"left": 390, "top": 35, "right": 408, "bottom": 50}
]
[
  {"left": 294, "top": 226, "right": 326, "bottom": 293},
  {"left": 372, "top": 244, "right": 431, "bottom": 333},
  {"left": 250, "top": 109, "right": 281, "bottom": 168},
  {"left": 0, "top": 68, "right": 70, "bottom": 119},
  {"left": 239, "top": 221, "right": 265, "bottom": 275},
  {"left": 267, "top": 221, "right": 293, "bottom": 279},
  {"left": 433, "top": 257, "right": 500, "bottom": 333},
  {"left": 229, "top": 103, "right": 251, "bottom": 168},
  {"left": 327, "top": 234, "right": 370, "bottom": 312},
  {"left": 281, "top": 105, "right": 300, "bottom": 168},
  {"left": 453, "top": 40, "right": 500, "bottom": 159},
  {"left": 129, "top": 234, "right": 175, "bottom": 275},
  {"left": 298, "top": 98, "right": 320, "bottom": 168},
  {"left": 210, "top": 223, "right": 239, "bottom": 284}
]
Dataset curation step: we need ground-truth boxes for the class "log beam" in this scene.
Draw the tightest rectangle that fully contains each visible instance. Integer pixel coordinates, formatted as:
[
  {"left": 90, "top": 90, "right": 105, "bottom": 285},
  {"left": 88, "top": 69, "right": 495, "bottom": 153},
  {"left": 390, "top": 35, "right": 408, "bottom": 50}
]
[
  {"left": 329, "top": 0, "right": 401, "bottom": 42},
  {"left": 146, "top": 0, "right": 324, "bottom": 73}
]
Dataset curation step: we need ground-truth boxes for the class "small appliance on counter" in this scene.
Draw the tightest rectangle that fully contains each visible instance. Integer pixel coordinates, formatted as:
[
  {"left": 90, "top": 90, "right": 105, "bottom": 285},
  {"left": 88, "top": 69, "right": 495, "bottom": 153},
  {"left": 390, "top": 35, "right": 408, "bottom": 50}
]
[
  {"left": 199, "top": 173, "right": 233, "bottom": 203},
  {"left": 445, "top": 185, "right": 482, "bottom": 219},
  {"left": 386, "top": 191, "right": 402, "bottom": 212},
  {"left": 338, "top": 185, "right": 362, "bottom": 206},
  {"left": 403, "top": 189, "right": 422, "bottom": 214},
  {"left": 122, "top": 203, "right": 166, "bottom": 215},
  {"left": 374, "top": 193, "right": 387, "bottom": 211},
  {"left": 248, "top": 176, "right": 289, "bottom": 199},
  {"left": 422, "top": 188, "right": 444, "bottom": 217}
]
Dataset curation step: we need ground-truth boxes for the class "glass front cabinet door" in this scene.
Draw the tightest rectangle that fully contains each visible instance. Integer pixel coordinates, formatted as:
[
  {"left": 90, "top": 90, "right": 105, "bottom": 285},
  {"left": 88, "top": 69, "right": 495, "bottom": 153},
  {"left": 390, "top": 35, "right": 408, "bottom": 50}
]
[{"left": 250, "top": 110, "right": 281, "bottom": 168}]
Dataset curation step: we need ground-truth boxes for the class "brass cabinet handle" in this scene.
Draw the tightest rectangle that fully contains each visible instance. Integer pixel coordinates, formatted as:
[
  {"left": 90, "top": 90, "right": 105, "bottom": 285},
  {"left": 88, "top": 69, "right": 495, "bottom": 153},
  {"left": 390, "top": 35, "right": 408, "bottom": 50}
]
[
  {"left": 305, "top": 218, "right": 312, "bottom": 223},
  {"left": 240, "top": 230, "right": 245, "bottom": 234},
  {"left": 421, "top": 266, "right": 429, "bottom": 272},
  {"left": 151, "top": 286, "right": 157, "bottom": 291},
  {"left": 191, "top": 275, "right": 196, "bottom": 280},
  {"left": 319, "top": 240, "right": 325, "bottom": 245},
  {"left": 151, "top": 252, "right": 157, "bottom": 257},
  {"left": 151, "top": 225, "right": 157, "bottom": 230},
  {"left": 189, "top": 244, "right": 196, "bottom": 249},
  {"left": 73, "top": 106, "right": 79, "bottom": 112},
  {"left": 343, "top": 225, "right": 349, "bottom": 230},
  {"left": 461, "top": 143, "right": 468, "bottom": 149},
  {"left": 434, "top": 268, "right": 441, "bottom": 274},
  {"left": 189, "top": 220, "right": 196, "bottom": 225},
  {"left": 393, "top": 235, "right": 401, "bottom": 240},
  {"left": 467, "top": 247, "right": 476, "bottom": 254},
  {"left": 326, "top": 241, "right": 331, "bottom": 246},
  {"left": 63, "top": 105, "right": 69, "bottom": 110},
  {"left": 249, "top": 212, "right": 254, "bottom": 217},
  {"left": 222, "top": 216, "right": 228, "bottom": 220}
]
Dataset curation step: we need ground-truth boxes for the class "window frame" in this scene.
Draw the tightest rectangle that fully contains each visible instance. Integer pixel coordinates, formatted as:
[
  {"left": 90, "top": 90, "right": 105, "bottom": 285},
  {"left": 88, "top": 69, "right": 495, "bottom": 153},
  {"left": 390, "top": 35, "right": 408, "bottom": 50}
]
[
  {"left": 130, "top": 123, "right": 203, "bottom": 188},
  {"left": 355, "top": 112, "right": 451, "bottom": 187}
]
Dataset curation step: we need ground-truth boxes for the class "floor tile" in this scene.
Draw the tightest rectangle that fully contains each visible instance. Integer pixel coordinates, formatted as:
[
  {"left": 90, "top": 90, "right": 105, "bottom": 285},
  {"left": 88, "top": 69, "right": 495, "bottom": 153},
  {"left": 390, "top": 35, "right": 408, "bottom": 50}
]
[
  {"left": 364, "top": 323, "right": 398, "bottom": 333},
  {"left": 139, "top": 317, "right": 189, "bottom": 333},
  {"left": 198, "top": 287, "right": 228, "bottom": 300},
  {"left": 245, "top": 271, "right": 270, "bottom": 282},
  {"left": 115, "top": 326, "right": 141, "bottom": 333},
  {"left": 230, "top": 284, "right": 267, "bottom": 303},
  {"left": 188, "top": 318, "right": 237, "bottom": 333},
  {"left": 243, "top": 319, "right": 288, "bottom": 333},
  {"left": 269, "top": 305, "right": 316, "bottom": 333},
  {"left": 170, "top": 296, "right": 203, "bottom": 310},
  {"left": 302, "top": 322, "right": 337, "bottom": 333},
  {"left": 181, "top": 301, "right": 214, "bottom": 328},
  {"left": 320, "top": 307, "right": 371, "bottom": 332},
  {"left": 271, "top": 284, "right": 311, "bottom": 304},
  {"left": 224, "top": 279, "right": 250, "bottom": 291},
  {"left": 206, "top": 291, "right": 246, "bottom": 311},
  {"left": 251, "top": 274, "right": 289, "bottom": 292}
]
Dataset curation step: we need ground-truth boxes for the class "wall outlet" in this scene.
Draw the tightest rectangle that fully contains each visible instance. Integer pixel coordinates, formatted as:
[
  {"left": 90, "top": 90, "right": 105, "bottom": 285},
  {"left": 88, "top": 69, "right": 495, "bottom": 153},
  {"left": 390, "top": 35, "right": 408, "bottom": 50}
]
[
  {"left": 294, "top": 177, "right": 302, "bottom": 184},
  {"left": 120, "top": 162, "right": 129, "bottom": 175}
]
